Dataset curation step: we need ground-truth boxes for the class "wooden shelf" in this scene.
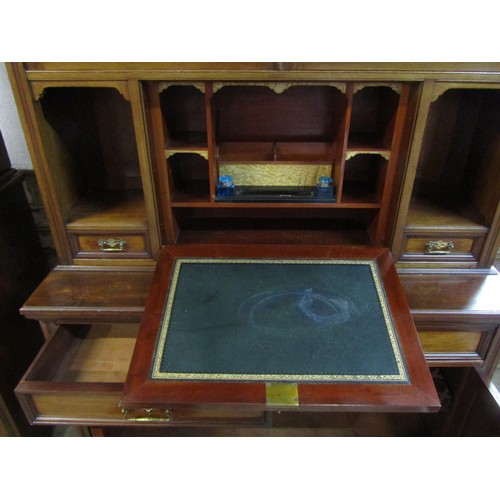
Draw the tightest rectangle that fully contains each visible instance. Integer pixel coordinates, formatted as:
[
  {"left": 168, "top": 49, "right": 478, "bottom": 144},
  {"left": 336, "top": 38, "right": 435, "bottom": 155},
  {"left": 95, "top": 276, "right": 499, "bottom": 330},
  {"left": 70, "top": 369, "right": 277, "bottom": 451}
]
[
  {"left": 171, "top": 199, "right": 381, "bottom": 209},
  {"left": 406, "top": 195, "right": 489, "bottom": 232},
  {"left": 65, "top": 192, "right": 148, "bottom": 230},
  {"left": 218, "top": 141, "right": 334, "bottom": 162},
  {"left": 165, "top": 138, "right": 208, "bottom": 158}
]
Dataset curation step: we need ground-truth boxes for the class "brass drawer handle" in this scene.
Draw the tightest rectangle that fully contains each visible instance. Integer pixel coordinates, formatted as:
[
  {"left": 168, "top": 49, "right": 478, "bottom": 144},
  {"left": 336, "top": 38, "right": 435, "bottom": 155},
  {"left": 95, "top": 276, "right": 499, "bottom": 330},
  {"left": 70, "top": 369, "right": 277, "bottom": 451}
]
[
  {"left": 120, "top": 406, "right": 173, "bottom": 422},
  {"left": 425, "top": 240, "right": 454, "bottom": 255},
  {"left": 97, "top": 238, "right": 127, "bottom": 252}
]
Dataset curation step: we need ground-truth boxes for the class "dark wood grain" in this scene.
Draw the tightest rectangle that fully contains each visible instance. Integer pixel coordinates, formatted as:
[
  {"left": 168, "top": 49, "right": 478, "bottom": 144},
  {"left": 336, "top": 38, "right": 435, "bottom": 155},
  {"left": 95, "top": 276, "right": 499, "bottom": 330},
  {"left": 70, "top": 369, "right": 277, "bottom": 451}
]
[{"left": 20, "top": 267, "right": 154, "bottom": 322}]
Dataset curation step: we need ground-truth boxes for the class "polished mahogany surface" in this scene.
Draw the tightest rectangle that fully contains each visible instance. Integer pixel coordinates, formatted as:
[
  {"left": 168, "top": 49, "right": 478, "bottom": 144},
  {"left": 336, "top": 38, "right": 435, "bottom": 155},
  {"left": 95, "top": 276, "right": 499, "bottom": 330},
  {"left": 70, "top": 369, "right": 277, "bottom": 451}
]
[
  {"left": 400, "top": 272, "right": 500, "bottom": 322},
  {"left": 122, "top": 244, "right": 440, "bottom": 413},
  {"left": 20, "top": 267, "right": 153, "bottom": 323}
]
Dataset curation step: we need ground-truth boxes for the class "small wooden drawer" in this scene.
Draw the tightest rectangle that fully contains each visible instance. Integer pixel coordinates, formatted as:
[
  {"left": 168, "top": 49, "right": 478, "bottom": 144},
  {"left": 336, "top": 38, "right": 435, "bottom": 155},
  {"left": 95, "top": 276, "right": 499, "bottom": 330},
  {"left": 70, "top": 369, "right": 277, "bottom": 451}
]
[
  {"left": 16, "top": 323, "right": 139, "bottom": 425},
  {"left": 400, "top": 232, "right": 484, "bottom": 264},
  {"left": 68, "top": 231, "right": 151, "bottom": 259},
  {"left": 15, "top": 323, "right": 266, "bottom": 427},
  {"left": 417, "top": 328, "right": 494, "bottom": 366},
  {"left": 119, "top": 406, "right": 267, "bottom": 427}
]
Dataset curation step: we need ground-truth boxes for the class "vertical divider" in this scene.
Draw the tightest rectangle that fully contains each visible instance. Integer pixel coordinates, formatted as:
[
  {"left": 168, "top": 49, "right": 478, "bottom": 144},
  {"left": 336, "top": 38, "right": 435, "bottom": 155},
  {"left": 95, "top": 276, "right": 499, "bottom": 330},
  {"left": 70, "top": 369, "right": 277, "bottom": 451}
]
[
  {"left": 333, "top": 82, "right": 353, "bottom": 204},
  {"left": 205, "top": 82, "right": 217, "bottom": 203},
  {"left": 390, "top": 80, "right": 434, "bottom": 258},
  {"left": 371, "top": 83, "right": 411, "bottom": 246},
  {"left": 144, "top": 82, "right": 179, "bottom": 243},
  {"left": 127, "top": 79, "right": 162, "bottom": 258},
  {"left": 7, "top": 63, "right": 73, "bottom": 265}
]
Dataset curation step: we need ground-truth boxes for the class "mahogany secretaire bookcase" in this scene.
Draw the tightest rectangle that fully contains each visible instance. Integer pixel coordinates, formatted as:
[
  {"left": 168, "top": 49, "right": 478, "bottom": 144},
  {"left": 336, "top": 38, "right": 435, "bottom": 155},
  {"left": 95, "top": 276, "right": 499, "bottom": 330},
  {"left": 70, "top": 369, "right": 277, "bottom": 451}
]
[{"left": 6, "top": 63, "right": 500, "bottom": 436}]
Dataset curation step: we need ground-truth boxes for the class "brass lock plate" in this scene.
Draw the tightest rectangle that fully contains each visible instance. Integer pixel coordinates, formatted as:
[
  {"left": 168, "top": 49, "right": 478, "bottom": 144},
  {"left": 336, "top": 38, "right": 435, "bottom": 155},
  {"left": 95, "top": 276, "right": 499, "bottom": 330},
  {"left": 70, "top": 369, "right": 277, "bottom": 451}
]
[{"left": 266, "top": 383, "right": 299, "bottom": 406}]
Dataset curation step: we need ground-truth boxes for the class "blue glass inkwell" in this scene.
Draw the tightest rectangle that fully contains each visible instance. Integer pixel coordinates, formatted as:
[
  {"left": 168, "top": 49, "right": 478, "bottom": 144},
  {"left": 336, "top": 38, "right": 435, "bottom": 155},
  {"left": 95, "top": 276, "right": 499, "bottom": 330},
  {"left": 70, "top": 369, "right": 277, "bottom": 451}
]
[
  {"left": 216, "top": 175, "right": 235, "bottom": 197},
  {"left": 215, "top": 174, "right": 336, "bottom": 203},
  {"left": 316, "top": 176, "right": 335, "bottom": 199}
]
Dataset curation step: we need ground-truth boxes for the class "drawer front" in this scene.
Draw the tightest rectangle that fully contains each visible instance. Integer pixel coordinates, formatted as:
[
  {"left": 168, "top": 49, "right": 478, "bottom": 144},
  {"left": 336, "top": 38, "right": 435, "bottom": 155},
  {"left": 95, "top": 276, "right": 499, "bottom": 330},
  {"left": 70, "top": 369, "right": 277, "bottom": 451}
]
[
  {"left": 417, "top": 328, "right": 492, "bottom": 366},
  {"left": 26, "top": 393, "right": 267, "bottom": 426},
  {"left": 30, "top": 393, "right": 124, "bottom": 422},
  {"left": 15, "top": 323, "right": 137, "bottom": 424},
  {"left": 120, "top": 406, "right": 267, "bottom": 427},
  {"left": 68, "top": 232, "right": 151, "bottom": 259},
  {"left": 15, "top": 323, "right": 266, "bottom": 426},
  {"left": 400, "top": 233, "right": 484, "bottom": 263}
]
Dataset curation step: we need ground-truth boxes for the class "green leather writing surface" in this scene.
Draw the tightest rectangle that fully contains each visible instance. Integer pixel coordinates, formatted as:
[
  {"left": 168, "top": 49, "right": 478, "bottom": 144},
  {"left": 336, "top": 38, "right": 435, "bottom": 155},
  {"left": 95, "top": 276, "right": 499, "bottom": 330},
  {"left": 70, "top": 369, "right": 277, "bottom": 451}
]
[{"left": 151, "top": 258, "right": 409, "bottom": 383}]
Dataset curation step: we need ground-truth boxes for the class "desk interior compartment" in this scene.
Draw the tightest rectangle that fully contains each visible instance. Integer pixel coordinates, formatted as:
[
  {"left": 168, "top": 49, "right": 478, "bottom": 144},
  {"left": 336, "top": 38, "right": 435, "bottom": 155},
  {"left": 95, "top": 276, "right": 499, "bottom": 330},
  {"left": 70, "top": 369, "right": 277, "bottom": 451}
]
[
  {"left": 403, "top": 87, "right": 500, "bottom": 267},
  {"left": 348, "top": 84, "right": 400, "bottom": 149},
  {"left": 34, "top": 86, "right": 152, "bottom": 262},
  {"left": 160, "top": 83, "right": 207, "bottom": 148},
  {"left": 173, "top": 206, "right": 378, "bottom": 245},
  {"left": 211, "top": 84, "right": 346, "bottom": 198}
]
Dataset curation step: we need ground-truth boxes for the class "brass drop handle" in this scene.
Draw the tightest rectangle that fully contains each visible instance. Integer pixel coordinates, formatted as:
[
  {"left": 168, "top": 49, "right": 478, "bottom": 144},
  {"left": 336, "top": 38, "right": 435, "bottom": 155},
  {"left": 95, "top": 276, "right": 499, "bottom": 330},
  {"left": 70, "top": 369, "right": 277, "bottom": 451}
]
[
  {"left": 97, "top": 238, "right": 127, "bottom": 252},
  {"left": 120, "top": 406, "right": 173, "bottom": 422},
  {"left": 424, "top": 240, "right": 454, "bottom": 255}
]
